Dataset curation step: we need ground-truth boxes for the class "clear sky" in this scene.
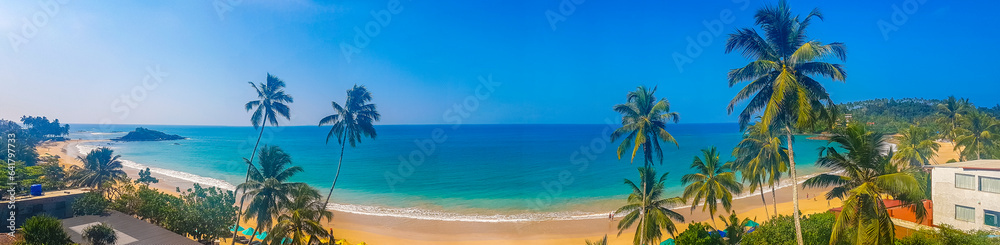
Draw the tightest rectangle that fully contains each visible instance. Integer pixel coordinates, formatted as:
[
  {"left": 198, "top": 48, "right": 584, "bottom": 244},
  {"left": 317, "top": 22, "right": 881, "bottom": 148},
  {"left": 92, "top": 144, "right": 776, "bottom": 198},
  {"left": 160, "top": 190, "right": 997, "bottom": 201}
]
[{"left": 1, "top": 0, "right": 998, "bottom": 126}]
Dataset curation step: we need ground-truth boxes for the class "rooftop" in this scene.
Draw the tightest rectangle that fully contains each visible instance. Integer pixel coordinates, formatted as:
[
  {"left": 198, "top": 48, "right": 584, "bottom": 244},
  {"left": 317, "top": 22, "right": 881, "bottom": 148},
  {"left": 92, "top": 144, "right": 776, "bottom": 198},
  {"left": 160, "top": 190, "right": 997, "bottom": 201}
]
[
  {"left": 61, "top": 210, "right": 200, "bottom": 245},
  {"left": 928, "top": 159, "right": 1000, "bottom": 171},
  {"left": 15, "top": 188, "right": 90, "bottom": 202}
]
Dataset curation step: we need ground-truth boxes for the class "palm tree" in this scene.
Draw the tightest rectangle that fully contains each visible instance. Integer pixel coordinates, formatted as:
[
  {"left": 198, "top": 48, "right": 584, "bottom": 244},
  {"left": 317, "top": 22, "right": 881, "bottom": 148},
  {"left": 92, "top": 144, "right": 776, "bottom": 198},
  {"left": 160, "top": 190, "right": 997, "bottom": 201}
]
[
  {"left": 725, "top": 1, "right": 847, "bottom": 243},
  {"left": 68, "top": 147, "right": 127, "bottom": 198},
  {"left": 681, "top": 147, "right": 743, "bottom": 226},
  {"left": 803, "top": 124, "right": 927, "bottom": 244},
  {"left": 82, "top": 223, "right": 117, "bottom": 245},
  {"left": 267, "top": 187, "right": 330, "bottom": 245},
  {"left": 318, "top": 84, "right": 381, "bottom": 218},
  {"left": 731, "top": 123, "right": 788, "bottom": 216},
  {"left": 614, "top": 167, "right": 685, "bottom": 245},
  {"left": 892, "top": 125, "right": 940, "bottom": 167},
  {"left": 936, "top": 96, "right": 971, "bottom": 142},
  {"left": 584, "top": 235, "right": 608, "bottom": 245},
  {"left": 233, "top": 73, "right": 294, "bottom": 245},
  {"left": 718, "top": 212, "right": 753, "bottom": 245},
  {"left": 954, "top": 110, "right": 1000, "bottom": 160},
  {"left": 238, "top": 145, "right": 307, "bottom": 244},
  {"left": 610, "top": 86, "right": 680, "bottom": 168}
]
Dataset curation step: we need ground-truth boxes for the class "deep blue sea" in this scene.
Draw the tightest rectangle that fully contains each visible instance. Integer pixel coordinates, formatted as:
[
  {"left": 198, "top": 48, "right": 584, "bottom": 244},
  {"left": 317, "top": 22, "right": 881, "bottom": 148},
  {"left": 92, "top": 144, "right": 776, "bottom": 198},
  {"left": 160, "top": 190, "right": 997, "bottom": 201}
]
[{"left": 66, "top": 123, "right": 830, "bottom": 221}]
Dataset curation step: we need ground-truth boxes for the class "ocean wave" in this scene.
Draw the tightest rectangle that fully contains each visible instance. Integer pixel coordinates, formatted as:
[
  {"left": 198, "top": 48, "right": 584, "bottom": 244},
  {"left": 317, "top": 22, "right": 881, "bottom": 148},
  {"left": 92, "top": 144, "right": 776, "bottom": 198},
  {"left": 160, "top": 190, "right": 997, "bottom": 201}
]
[
  {"left": 74, "top": 143, "right": 237, "bottom": 191},
  {"left": 324, "top": 202, "right": 608, "bottom": 223}
]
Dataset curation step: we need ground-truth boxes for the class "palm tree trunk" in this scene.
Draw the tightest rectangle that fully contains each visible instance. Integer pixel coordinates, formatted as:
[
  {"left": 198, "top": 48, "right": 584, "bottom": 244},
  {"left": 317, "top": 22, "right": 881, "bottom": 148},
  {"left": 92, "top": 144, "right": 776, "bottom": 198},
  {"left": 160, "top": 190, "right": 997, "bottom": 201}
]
[
  {"left": 786, "top": 126, "right": 804, "bottom": 245},
  {"left": 248, "top": 225, "right": 259, "bottom": 244},
  {"left": 759, "top": 181, "right": 769, "bottom": 218},
  {"left": 231, "top": 122, "right": 267, "bottom": 245},
  {"left": 771, "top": 184, "right": 778, "bottom": 216},
  {"left": 320, "top": 142, "right": 347, "bottom": 220}
]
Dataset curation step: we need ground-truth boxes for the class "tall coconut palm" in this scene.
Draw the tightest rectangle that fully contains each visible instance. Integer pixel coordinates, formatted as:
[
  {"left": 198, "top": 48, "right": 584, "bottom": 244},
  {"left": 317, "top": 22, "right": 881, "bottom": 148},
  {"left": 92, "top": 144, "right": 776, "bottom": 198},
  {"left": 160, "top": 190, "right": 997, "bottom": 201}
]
[
  {"left": 68, "top": 147, "right": 127, "bottom": 198},
  {"left": 725, "top": 1, "right": 846, "bottom": 243},
  {"left": 610, "top": 86, "right": 680, "bottom": 168},
  {"left": 233, "top": 73, "right": 294, "bottom": 245},
  {"left": 238, "top": 145, "right": 307, "bottom": 244},
  {"left": 731, "top": 123, "right": 788, "bottom": 216},
  {"left": 267, "top": 187, "right": 330, "bottom": 245},
  {"left": 936, "top": 96, "right": 971, "bottom": 142},
  {"left": 892, "top": 125, "right": 940, "bottom": 167},
  {"left": 614, "top": 167, "right": 685, "bottom": 245},
  {"left": 803, "top": 124, "right": 926, "bottom": 244},
  {"left": 681, "top": 147, "right": 743, "bottom": 226},
  {"left": 954, "top": 110, "right": 1000, "bottom": 160},
  {"left": 318, "top": 84, "right": 381, "bottom": 218}
]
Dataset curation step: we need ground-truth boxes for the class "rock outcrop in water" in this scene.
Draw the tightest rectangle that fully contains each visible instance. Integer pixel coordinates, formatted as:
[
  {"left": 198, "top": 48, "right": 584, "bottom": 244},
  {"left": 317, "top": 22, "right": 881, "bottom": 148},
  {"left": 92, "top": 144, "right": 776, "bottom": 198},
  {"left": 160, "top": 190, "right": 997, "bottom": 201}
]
[{"left": 112, "top": 127, "right": 186, "bottom": 141}]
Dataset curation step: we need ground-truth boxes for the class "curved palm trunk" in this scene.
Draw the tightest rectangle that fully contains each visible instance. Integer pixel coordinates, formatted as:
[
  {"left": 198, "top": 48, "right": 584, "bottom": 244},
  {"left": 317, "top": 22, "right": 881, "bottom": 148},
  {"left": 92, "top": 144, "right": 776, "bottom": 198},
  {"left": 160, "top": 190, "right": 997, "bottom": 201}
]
[
  {"left": 231, "top": 122, "right": 267, "bottom": 245},
  {"left": 320, "top": 142, "right": 347, "bottom": 221},
  {"left": 759, "top": 178, "right": 770, "bottom": 218},
  {"left": 786, "top": 126, "right": 804, "bottom": 245}
]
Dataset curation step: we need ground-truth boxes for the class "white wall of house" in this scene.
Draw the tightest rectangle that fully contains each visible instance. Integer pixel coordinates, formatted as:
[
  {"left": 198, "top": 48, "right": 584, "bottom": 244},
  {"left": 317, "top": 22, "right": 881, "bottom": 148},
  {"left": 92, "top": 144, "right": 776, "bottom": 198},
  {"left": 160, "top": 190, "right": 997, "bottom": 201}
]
[{"left": 931, "top": 166, "right": 1000, "bottom": 231}]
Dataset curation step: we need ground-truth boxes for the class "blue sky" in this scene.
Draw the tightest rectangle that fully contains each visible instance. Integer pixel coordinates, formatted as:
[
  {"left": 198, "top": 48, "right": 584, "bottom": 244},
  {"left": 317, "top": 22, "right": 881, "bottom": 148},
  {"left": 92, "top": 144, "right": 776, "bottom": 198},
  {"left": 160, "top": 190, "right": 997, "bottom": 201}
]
[{"left": 0, "top": 0, "right": 997, "bottom": 126}]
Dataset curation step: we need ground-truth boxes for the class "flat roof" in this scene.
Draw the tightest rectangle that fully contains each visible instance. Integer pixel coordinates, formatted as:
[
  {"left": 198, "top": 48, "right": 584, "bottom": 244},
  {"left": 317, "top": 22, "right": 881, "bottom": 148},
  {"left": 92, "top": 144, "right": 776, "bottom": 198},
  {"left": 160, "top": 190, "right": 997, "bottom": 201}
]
[
  {"left": 15, "top": 188, "right": 90, "bottom": 202},
  {"left": 928, "top": 159, "right": 1000, "bottom": 171},
  {"left": 61, "top": 210, "right": 200, "bottom": 245}
]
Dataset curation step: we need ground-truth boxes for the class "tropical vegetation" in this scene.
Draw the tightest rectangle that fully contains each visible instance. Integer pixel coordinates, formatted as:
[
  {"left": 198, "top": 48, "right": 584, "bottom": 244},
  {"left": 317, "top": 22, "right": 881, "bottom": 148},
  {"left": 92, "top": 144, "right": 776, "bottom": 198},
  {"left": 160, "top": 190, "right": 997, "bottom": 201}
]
[
  {"left": 613, "top": 167, "right": 685, "bottom": 245},
  {"left": 238, "top": 145, "right": 309, "bottom": 243},
  {"left": 725, "top": 0, "right": 847, "bottom": 243},
  {"left": 82, "top": 223, "right": 118, "bottom": 245},
  {"left": 67, "top": 147, "right": 128, "bottom": 198},
  {"left": 318, "top": 84, "right": 381, "bottom": 215},
  {"left": 681, "top": 147, "right": 743, "bottom": 226}
]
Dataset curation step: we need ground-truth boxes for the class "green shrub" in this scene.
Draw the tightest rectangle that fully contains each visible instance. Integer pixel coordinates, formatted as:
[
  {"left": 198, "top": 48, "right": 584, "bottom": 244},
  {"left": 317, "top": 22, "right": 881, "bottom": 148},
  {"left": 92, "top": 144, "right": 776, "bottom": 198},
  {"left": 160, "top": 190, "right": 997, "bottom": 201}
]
[
  {"left": 742, "top": 212, "right": 838, "bottom": 245},
  {"left": 73, "top": 192, "right": 109, "bottom": 215},
  {"left": 675, "top": 222, "right": 723, "bottom": 245},
  {"left": 21, "top": 215, "right": 72, "bottom": 245},
  {"left": 897, "top": 224, "right": 1000, "bottom": 245},
  {"left": 82, "top": 223, "right": 117, "bottom": 245}
]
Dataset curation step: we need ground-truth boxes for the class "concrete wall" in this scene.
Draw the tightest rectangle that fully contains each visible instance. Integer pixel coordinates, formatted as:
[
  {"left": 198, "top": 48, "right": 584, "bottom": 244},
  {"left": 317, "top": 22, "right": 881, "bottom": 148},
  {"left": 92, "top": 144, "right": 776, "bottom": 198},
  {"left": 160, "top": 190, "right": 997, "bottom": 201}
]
[
  {"left": 932, "top": 167, "right": 1000, "bottom": 232},
  {"left": 0, "top": 189, "right": 88, "bottom": 227}
]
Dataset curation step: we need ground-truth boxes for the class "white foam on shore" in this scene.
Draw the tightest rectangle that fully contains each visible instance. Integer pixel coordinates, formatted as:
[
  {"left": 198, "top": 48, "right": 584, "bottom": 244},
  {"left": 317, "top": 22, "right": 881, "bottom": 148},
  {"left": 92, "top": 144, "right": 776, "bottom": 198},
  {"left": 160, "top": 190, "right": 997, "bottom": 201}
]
[
  {"left": 73, "top": 143, "right": 237, "bottom": 191},
  {"left": 71, "top": 141, "right": 842, "bottom": 223}
]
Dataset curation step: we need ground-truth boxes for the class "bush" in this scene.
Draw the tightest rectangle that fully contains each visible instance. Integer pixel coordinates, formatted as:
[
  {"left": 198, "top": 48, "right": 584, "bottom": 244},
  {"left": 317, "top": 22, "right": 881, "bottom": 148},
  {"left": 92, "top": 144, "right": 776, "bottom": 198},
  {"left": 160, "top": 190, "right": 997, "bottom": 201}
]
[
  {"left": 83, "top": 223, "right": 117, "bottom": 245},
  {"left": 20, "top": 215, "right": 72, "bottom": 245},
  {"left": 675, "top": 222, "right": 723, "bottom": 245},
  {"left": 742, "top": 212, "right": 838, "bottom": 245},
  {"left": 73, "top": 192, "right": 110, "bottom": 215},
  {"left": 897, "top": 224, "right": 1000, "bottom": 245}
]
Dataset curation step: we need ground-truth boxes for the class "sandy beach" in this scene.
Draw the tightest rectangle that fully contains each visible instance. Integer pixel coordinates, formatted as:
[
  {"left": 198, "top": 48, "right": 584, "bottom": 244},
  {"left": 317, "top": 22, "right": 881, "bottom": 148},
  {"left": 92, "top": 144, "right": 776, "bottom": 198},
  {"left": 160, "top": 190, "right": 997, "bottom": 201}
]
[{"left": 37, "top": 138, "right": 957, "bottom": 244}]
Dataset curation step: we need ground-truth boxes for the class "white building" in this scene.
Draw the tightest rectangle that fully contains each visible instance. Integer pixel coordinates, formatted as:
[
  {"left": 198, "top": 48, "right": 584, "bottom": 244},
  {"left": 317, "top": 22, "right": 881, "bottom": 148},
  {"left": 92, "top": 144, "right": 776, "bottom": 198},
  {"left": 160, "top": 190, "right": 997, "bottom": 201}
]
[{"left": 930, "top": 160, "right": 1000, "bottom": 231}]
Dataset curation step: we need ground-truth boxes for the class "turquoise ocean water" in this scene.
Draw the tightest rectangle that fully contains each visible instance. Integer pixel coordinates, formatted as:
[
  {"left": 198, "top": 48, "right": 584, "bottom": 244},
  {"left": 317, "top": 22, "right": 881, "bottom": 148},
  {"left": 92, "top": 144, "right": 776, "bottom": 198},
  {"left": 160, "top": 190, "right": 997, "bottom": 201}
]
[{"left": 66, "top": 123, "right": 830, "bottom": 222}]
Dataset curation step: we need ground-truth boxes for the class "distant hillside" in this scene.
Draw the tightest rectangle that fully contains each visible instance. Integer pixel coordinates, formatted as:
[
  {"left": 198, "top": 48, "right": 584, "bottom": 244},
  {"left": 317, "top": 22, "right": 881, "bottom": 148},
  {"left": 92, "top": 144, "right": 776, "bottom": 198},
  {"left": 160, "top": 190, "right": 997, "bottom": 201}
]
[
  {"left": 112, "top": 127, "right": 185, "bottom": 141},
  {"left": 835, "top": 97, "right": 1000, "bottom": 133}
]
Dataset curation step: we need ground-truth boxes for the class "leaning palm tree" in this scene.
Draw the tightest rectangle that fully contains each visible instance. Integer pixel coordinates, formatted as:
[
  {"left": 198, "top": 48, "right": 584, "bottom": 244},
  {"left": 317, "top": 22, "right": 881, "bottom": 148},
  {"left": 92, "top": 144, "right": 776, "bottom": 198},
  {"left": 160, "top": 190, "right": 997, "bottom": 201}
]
[
  {"left": 267, "top": 187, "right": 330, "bottom": 245},
  {"left": 954, "top": 110, "right": 1000, "bottom": 160},
  {"left": 68, "top": 147, "right": 127, "bottom": 198},
  {"left": 936, "top": 96, "right": 972, "bottom": 142},
  {"left": 318, "top": 84, "right": 381, "bottom": 217},
  {"left": 731, "top": 123, "right": 788, "bottom": 216},
  {"left": 725, "top": 1, "right": 846, "bottom": 243},
  {"left": 610, "top": 86, "right": 680, "bottom": 168},
  {"left": 892, "top": 125, "right": 940, "bottom": 167},
  {"left": 232, "top": 73, "right": 294, "bottom": 245},
  {"left": 238, "top": 145, "right": 307, "bottom": 244},
  {"left": 681, "top": 147, "right": 743, "bottom": 226},
  {"left": 614, "top": 167, "right": 685, "bottom": 245},
  {"left": 803, "top": 124, "right": 927, "bottom": 245}
]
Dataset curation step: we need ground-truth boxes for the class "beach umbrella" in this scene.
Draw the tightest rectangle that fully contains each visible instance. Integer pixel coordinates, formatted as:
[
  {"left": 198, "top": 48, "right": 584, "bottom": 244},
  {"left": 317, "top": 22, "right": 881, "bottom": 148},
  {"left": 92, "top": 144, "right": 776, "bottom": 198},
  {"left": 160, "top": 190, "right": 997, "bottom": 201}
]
[
  {"left": 230, "top": 225, "right": 244, "bottom": 232},
  {"left": 256, "top": 231, "right": 268, "bottom": 240},
  {"left": 280, "top": 237, "right": 287, "bottom": 245},
  {"left": 719, "top": 230, "right": 727, "bottom": 237},
  {"left": 659, "top": 238, "right": 675, "bottom": 245},
  {"left": 242, "top": 227, "right": 255, "bottom": 236},
  {"left": 744, "top": 220, "right": 760, "bottom": 227}
]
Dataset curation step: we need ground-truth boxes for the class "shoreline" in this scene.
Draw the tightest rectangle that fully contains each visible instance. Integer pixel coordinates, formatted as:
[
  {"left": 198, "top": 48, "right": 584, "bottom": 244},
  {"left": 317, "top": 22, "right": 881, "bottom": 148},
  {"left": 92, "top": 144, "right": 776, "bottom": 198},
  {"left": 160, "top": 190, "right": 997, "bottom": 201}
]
[{"left": 37, "top": 137, "right": 957, "bottom": 244}]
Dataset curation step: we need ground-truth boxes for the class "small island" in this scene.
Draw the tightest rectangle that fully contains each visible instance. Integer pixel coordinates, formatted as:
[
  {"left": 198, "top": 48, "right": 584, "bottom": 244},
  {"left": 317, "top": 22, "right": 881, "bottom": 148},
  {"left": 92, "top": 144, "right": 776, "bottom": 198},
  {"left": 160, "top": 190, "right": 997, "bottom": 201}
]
[{"left": 112, "top": 127, "right": 186, "bottom": 141}]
